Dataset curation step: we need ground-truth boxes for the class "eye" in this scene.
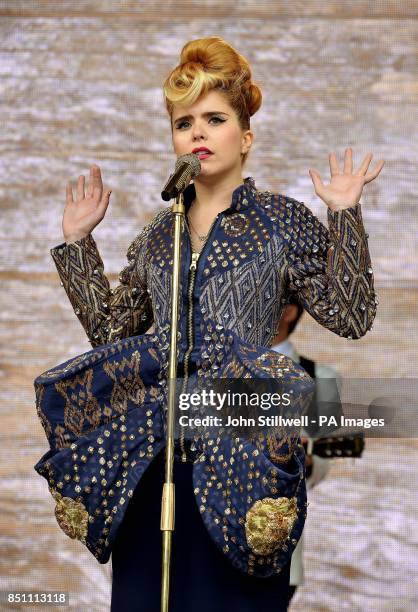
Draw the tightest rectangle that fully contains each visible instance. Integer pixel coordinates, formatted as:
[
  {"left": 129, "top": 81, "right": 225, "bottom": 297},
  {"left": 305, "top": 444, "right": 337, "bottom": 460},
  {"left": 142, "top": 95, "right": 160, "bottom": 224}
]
[
  {"left": 175, "top": 120, "right": 190, "bottom": 130},
  {"left": 209, "top": 116, "right": 225, "bottom": 124},
  {"left": 175, "top": 116, "right": 226, "bottom": 130}
]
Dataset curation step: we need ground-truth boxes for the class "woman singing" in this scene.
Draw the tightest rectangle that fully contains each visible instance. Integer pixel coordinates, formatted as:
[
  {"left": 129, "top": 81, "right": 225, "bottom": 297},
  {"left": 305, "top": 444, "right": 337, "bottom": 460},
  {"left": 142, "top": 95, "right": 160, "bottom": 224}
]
[{"left": 34, "top": 36, "right": 383, "bottom": 611}]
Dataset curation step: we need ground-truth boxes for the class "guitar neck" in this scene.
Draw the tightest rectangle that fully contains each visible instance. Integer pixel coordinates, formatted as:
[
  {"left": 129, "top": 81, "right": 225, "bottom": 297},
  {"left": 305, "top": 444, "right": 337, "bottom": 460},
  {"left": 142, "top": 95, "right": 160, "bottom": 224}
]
[{"left": 309, "top": 433, "right": 365, "bottom": 459}]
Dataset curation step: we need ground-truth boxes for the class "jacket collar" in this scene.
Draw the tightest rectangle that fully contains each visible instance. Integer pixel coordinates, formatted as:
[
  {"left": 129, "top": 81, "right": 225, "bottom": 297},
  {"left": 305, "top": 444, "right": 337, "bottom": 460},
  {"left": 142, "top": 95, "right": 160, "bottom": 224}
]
[{"left": 182, "top": 176, "right": 258, "bottom": 215}]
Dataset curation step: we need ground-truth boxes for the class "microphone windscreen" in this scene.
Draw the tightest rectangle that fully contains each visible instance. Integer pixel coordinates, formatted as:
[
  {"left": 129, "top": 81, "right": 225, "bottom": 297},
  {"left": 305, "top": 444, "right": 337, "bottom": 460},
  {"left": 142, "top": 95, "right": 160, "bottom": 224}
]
[{"left": 175, "top": 153, "right": 201, "bottom": 177}]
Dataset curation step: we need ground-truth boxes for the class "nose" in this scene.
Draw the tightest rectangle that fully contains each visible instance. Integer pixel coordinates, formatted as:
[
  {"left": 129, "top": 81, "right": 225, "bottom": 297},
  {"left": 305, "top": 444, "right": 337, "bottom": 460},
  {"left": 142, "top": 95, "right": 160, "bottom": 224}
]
[{"left": 191, "top": 120, "right": 207, "bottom": 141}]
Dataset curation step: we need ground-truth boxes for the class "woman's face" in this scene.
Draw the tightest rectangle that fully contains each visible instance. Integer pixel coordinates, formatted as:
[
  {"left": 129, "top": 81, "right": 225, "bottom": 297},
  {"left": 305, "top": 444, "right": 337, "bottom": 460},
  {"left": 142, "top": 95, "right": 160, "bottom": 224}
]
[{"left": 171, "top": 89, "right": 253, "bottom": 182}]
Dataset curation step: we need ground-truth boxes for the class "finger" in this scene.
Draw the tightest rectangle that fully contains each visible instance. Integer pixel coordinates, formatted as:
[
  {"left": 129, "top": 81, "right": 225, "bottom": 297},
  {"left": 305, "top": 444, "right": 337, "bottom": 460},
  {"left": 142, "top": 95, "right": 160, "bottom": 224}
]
[
  {"left": 92, "top": 164, "right": 103, "bottom": 194},
  {"left": 329, "top": 152, "right": 339, "bottom": 176},
  {"left": 356, "top": 152, "right": 373, "bottom": 176},
  {"left": 92, "top": 186, "right": 102, "bottom": 204},
  {"left": 86, "top": 166, "right": 94, "bottom": 198},
  {"left": 77, "top": 175, "right": 85, "bottom": 201},
  {"left": 364, "top": 160, "right": 385, "bottom": 183},
  {"left": 97, "top": 189, "right": 112, "bottom": 215},
  {"left": 66, "top": 181, "right": 74, "bottom": 205},
  {"left": 343, "top": 147, "right": 353, "bottom": 174},
  {"left": 309, "top": 169, "right": 324, "bottom": 195}
]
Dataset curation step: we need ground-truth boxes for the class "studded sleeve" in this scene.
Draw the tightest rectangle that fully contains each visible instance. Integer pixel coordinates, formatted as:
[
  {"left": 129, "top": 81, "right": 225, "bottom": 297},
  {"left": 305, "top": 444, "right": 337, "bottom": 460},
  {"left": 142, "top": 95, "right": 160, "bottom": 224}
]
[
  {"left": 50, "top": 227, "right": 154, "bottom": 348},
  {"left": 283, "top": 197, "right": 377, "bottom": 339}
]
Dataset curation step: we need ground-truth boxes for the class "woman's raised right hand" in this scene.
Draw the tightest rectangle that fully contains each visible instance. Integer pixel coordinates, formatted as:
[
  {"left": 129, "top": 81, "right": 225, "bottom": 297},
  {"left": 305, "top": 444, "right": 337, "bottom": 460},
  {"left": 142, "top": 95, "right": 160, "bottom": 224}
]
[{"left": 63, "top": 165, "right": 112, "bottom": 243}]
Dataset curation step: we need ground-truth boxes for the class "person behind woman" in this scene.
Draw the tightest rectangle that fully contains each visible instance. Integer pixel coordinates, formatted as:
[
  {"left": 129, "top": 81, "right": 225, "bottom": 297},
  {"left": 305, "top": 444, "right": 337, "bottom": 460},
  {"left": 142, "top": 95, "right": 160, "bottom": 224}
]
[{"left": 34, "top": 36, "right": 384, "bottom": 611}]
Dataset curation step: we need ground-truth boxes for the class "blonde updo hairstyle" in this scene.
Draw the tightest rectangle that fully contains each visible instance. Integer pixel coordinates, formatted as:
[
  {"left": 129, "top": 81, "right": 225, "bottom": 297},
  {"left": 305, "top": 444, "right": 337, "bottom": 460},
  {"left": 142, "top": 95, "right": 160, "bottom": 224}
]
[{"left": 163, "top": 36, "right": 262, "bottom": 167}]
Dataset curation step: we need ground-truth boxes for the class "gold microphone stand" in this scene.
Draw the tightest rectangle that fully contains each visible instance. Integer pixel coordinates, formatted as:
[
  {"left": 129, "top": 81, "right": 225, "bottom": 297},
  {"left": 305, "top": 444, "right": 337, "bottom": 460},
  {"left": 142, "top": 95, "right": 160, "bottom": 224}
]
[{"left": 160, "top": 191, "right": 185, "bottom": 612}]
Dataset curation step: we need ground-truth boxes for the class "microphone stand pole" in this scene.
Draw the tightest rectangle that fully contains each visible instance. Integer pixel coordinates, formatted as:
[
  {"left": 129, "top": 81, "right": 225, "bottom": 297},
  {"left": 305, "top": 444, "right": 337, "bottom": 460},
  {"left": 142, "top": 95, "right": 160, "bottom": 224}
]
[{"left": 160, "top": 190, "right": 185, "bottom": 612}]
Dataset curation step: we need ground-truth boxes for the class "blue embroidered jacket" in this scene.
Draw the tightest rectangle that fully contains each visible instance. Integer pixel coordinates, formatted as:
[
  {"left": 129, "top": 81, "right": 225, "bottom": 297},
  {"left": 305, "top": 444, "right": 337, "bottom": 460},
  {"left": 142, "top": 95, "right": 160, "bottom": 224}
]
[{"left": 34, "top": 176, "right": 377, "bottom": 577}]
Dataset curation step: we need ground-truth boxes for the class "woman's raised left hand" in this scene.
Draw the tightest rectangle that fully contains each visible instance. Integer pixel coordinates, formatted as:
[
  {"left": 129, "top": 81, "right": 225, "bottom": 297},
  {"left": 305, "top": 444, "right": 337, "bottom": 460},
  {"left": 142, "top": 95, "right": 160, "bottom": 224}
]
[{"left": 308, "top": 147, "right": 384, "bottom": 211}]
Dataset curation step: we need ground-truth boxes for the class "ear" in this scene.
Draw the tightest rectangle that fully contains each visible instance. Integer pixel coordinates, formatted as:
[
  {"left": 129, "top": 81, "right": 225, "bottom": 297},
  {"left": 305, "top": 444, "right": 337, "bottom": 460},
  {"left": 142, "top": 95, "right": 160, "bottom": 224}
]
[{"left": 241, "top": 129, "right": 254, "bottom": 155}]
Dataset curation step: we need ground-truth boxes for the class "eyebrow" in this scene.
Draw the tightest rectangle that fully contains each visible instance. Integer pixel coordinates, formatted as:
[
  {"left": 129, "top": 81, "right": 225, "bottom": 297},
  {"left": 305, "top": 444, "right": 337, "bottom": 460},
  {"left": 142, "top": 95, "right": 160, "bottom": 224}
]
[{"left": 173, "top": 111, "right": 229, "bottom": 124}]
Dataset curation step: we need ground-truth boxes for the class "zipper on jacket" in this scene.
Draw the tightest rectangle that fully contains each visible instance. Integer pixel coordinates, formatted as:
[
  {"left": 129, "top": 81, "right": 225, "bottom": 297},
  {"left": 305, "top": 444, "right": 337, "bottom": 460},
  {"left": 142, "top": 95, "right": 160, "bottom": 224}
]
[
  {"left": 179, "top": 212, "right": 220, "bottom": 462},
  {"left": 179, "top": 251, "right": 199, "bottom": 461}
]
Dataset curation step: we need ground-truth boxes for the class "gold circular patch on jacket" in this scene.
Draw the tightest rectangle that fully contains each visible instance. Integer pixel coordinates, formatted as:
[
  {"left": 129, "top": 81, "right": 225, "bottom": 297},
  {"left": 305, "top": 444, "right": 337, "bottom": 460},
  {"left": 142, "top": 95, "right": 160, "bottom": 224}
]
[
  {"left": 245, "top": 496, "right": 298, "bottom": 556},
  {"left": 54, "top": 493, "right": 89, "bottom": 542},
  {"left": 222, "top": 214, "right": 250, "bottom": 237}
]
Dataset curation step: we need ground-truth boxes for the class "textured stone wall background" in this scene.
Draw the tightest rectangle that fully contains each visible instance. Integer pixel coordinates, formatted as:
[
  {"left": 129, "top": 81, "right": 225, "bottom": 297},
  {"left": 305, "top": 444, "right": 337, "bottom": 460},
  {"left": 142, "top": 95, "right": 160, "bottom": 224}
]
[{"left": 0, "top": 2, "right": 417, "bottom": 610}]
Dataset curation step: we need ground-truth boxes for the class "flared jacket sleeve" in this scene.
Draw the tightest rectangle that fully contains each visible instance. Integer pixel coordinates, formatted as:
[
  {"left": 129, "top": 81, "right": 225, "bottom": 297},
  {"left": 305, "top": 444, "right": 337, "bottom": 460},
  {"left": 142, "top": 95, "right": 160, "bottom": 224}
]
[
  {"left": 283, "top": 199, "right": 377, "bottom": 339},
  {"left": 50, "top": 223, "right": 156, "bottom": 348}
]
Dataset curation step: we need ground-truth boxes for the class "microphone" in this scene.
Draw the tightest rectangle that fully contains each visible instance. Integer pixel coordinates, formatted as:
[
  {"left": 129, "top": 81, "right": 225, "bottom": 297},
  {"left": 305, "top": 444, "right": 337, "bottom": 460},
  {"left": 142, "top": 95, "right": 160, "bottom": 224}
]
[{"left": 161, "top": 153, "right": 201, "bottom": 201}]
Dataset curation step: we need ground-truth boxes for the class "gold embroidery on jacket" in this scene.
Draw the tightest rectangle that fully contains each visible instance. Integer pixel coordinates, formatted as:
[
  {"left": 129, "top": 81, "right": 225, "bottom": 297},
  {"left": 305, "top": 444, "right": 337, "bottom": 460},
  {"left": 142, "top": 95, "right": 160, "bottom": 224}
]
[
  {"left": 52, "top": 489, "right": 89, "bottom": 543},
  {"left": 245, "top": 496, "right": 298, "bottom": 555},
  {"left": 254, "top": 351, "right": 293, "bottom": 377},
  {"left": 102, "top": 350, "right": 145, "bottom": 413},
  {"left": 55, "top": 369, "right": 101, "bottom": 438},
  {"left": 266, "top": 435, "right": 295, "bottom": 464},
  {"left": 222, "top": 213, "right": 250, "bottom": 237}
]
